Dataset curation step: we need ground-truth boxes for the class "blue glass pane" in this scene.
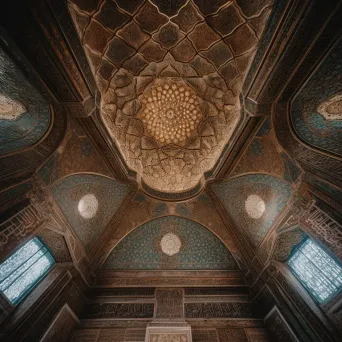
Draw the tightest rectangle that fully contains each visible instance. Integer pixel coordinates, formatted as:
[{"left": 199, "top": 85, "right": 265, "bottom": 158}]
[
  {"left": 288, "top": 239, "right": 342, "bottom": 303},
  {"left": 0, "top": 237, "right": 55, "bottom": 305}
]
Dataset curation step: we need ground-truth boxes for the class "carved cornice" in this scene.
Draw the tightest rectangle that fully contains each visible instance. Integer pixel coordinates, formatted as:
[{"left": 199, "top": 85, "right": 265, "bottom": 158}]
[{"left": 95, "top": 270, "right": 247, "bottom": 288}]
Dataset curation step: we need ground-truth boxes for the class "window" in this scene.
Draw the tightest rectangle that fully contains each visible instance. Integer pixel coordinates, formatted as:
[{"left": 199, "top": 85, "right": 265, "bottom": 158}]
[
  {"left": 0, "top": 237, "right": 55, "bottom": 305},
  {"left": 288, "top": 239, "right": 342, "bottom": 303}
]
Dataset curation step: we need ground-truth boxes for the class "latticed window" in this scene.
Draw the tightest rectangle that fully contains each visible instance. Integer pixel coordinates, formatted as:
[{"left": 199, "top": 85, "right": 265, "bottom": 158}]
[
  {"left": 288, "top": 239, "right": 342, "bottom": 303},
  {"left": 0, "top": 237, "right": 55, "bottom": 305}
]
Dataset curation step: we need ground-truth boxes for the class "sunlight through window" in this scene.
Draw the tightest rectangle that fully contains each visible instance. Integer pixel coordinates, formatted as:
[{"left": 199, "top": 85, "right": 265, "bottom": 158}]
[
  {"left": 0, "top": 237, "right": 55, "bottom": 305},
  {"left": 288, "top": 239, "right": 342, "bottom": 303}
]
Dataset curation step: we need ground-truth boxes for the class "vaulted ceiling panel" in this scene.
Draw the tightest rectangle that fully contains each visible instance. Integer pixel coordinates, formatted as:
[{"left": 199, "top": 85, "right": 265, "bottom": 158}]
[{"left": 102, "top": 215, "right": 239, "bottom": 270}]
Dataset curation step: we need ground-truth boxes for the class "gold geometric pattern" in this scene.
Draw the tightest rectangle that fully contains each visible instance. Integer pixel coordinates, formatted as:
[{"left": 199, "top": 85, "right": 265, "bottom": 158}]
[{"left": 138, "top": 80, "right": 202, "bottom": 146}]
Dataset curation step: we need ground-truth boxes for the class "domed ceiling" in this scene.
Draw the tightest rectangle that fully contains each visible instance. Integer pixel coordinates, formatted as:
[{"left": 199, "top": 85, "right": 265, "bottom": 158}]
[{"left": 69, "top": 0, "right": 273, "bottom": 192}]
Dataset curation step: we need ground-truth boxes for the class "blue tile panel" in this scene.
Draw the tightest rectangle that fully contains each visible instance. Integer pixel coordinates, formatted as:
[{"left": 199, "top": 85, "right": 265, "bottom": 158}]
[{"left": 103, "top": 216, "right": 239, "bottom": 270}]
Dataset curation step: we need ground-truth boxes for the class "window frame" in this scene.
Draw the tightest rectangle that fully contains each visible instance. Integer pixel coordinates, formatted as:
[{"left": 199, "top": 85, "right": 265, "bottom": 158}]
[
  {"left": 287, "top": 237, "right": 342, "bottom": 304},
  {"left": 0, "top": 237, "right": 56, "bottom": 306}
]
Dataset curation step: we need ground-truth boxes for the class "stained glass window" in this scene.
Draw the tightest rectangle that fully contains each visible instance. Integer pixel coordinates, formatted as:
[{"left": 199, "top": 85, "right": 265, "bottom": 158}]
[
  {"left": 0, "top": 237, "right": 55, "bottom": 305},
  {"left": 288, "top": 239, "right": 342, "bottom": 303}
]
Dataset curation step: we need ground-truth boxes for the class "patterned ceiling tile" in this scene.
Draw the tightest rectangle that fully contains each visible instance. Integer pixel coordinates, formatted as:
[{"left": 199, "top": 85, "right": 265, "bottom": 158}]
[
  {"left": 236, "top": 0, "right": 274, "bottom": 18},
  {"left": 117, "top": 21, "right": 149, "bottom": 50},
  {"left": 170, "top": 38, "right": 196, "bottom": 62},
  {"left": 171, "top": 1, "right": 204, "bottom": 33},
  {"left": 225, "top": 24, "right": 259, "bottom": 56},
  {"left": 139, "top": 40, "right": 167, "bottom": 62},
  {"left": 94, "top": 0, "right": 130, "bottom": 32},
  {"left": 291, "top": 38, "right": 342, "bottom": 156},
  {"left": 219, "top": 61, "right": 239, "bottom": 86},
  {"left": 83, "top": 19, "right": 112, "bottom": 54},
  {"left": 200, "top": 41, "right": 233, "bottom": 69},
  {"left": 105, "top": 37, "right": 135, "bottom": 67},
  {"left": 188, "top": 22, "right": 220, "bottom": 51},
  {"left": 71, "top": 0, "right": 101, "bottom": 14},
  {"left": 51, "top": 174, "right": 130, "bottom": 251},
  {"left": 206, "top": 3, "right": 245, "bottom": 37},
  {"left": 193, "top": 0, "right": 229, "bottom": 16},
  {"left": 150, "top": 0, "right": 187, "bottom": 17},
  {"left": 213, "top": 174, "right": 293, "bottom": 249},
  {"left": 135, "top": 2, "right": 168, "bottom": 33},
  {"left": 0, "top": 48, "right": 50, "bottom": 156},
  {"left": 69, "top": 0, "right": 272, "bottom": 193},
  {"left": 122, "top": 54, "right": 148, "bottom": 75},
  {"left": 114, "top": 0, "right": 144, "bottom": 15},
  {"left": 97, "top": 58, "right": 117, "bottom": 80},
  {"left": 235, "top": 50, "right": 255, "bottom": 74},
  {"left": 102, "top": 216, "right": 239, "bottom": 270},
  {"left": 153, "top": 22, "right": 185, "bottom": 49},
  {"left": 190, "top": 55, "right": 215, "bottom": 76}
]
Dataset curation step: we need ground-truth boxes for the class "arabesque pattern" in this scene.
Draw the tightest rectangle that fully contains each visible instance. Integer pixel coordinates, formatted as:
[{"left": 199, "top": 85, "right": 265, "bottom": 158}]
[{"left": 69, "top": 0, "right": 272, "bottom": 192}]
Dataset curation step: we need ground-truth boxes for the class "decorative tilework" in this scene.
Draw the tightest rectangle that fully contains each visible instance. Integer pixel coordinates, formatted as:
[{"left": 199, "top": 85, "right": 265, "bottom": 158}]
[
  {"left": 280, "top": 152, "right": 302, "bottom": 184},
  {"left": 291, "top": 38, "right": 342, "bottom": 156},
  {"left": 231, "top": 118, "right": 302, "bottom": 184},
  {"left": 213, "top": 174, "right": 293, "bottom": 248},
  {"left": 102, "top": 216, "right": 239, "bottom": 270},
  {"left": 0, "top": 47, "right": 50, "bottom": 155},
  {"left": 51, "top": 174, "right": 129, "bottom": 251},
  {"left": 38, "top": 119, "right": 111, "bottom": 186}
]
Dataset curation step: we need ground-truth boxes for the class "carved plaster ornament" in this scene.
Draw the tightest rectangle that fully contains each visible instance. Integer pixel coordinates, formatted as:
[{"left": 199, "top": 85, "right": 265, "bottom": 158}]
[
  {"left": 69, "top": 0, "right": 272, "bottom": 193},
  {"left": 245, "top": 194, "right": 266, "bottom": 219},
  {"left": 150, "top": 334, "right": 188, "bottom": 342},
  {"left": 0, "top": 93, "right": 27, "bottom": 120},
  {"left": 78, "top": 194, "right": 98, "bottom": 219},
  {"left": 317, "top": 94, "right": 342, "bottom": 121},
  {"left": 160, "top": 233, "right": 181, "bottom": 256},
  {"left": 139, "top": 80, "right": 203, "bottom": 146}
]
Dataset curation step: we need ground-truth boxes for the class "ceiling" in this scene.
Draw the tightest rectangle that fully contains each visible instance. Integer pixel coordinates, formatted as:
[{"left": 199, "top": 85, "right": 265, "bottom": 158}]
[
  {"left": 68, "top": 0, "right": 273, "bottom": 193},
  {"left": 0, "top": 47, "right": 51, "bottom": 156}
]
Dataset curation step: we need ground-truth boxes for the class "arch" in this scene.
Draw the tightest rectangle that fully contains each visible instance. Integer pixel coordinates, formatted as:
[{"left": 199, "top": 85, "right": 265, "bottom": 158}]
[
  {"left": 102, "top": 216, "right": 239, "bottom": 271},
  {"left": 273, "top": 38, "right": 342, "bottom": 184},
  {"left": 290, "top": 38, "right": 342, "bottom": 157},
  {"left": 50, "top": 173, "right": 130, "bottom": 251},
  {"left": 0, "top": 46, "right": 51, "bottom": 156},
  {"left": 212, "top": 173, "right": 294, "bottom": 249}
]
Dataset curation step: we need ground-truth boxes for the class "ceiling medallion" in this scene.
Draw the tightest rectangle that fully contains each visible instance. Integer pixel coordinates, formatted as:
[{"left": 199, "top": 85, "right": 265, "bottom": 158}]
[
  {"left": 317, "top": 94, "right": 342, "bottom": 121},
  {"left": 78, "top": 194, "right": 98, "bottom": 219},
  {"left": 160, "top": 233, "right": 181, "bottom": 256},
  {"left": 138, "top": 80, "right": 202, "bottom": 146},
  {"left": 0, "top": 93, "right": 27, "bottom": 121},
  {"left": 245, "top": 194, "right": 265, "bottom": 219}
]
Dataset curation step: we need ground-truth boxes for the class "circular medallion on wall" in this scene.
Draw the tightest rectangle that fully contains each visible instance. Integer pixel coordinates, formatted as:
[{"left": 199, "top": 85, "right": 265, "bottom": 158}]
[
  {"left": 0, "top": 93, "right": 27, "bottom": 121},
  {"left": 317, "top": 94, "right": 342, "bottom": 121},
  {"left": 245, "top": 194, "right": 265, "bottom": 219},
  {"left": 160, "top": 233, "right": 182, "bottom": 256},
  {"left": 78, "top": 194, "right": 99, "bottom": 219}
]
